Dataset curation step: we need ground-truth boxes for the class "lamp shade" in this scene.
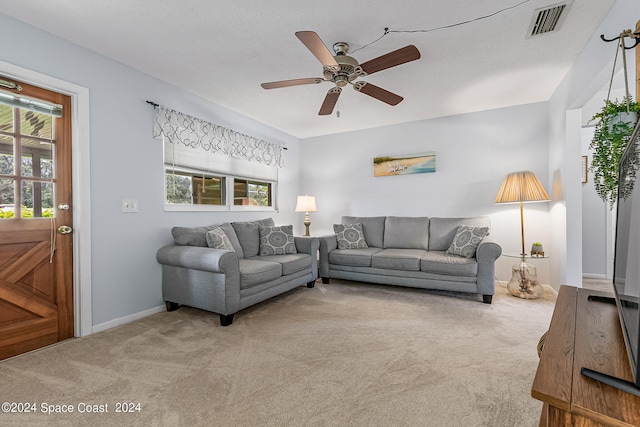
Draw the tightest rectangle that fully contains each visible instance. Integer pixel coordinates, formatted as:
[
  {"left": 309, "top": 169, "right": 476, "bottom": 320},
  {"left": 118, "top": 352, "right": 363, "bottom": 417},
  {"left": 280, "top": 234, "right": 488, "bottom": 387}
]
[
  {"left": 295, "top": 195, "right": 317, "bottom": 212},
  {"left": 494, "top": 171, "right": 550, "bottom": 204}
]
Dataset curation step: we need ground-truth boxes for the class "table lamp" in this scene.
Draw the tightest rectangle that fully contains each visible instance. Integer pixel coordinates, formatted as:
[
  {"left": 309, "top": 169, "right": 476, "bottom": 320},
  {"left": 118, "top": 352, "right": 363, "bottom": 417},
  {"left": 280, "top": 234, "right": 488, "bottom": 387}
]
[{"left": 295, "top": 195, "right": 317, "bottom": 236}]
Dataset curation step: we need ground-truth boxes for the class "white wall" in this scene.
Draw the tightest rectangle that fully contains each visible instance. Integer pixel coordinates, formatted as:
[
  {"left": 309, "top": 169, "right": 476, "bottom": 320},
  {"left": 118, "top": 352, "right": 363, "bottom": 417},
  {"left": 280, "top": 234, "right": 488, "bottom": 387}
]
[
  {"left": 301, "top": 102, "right": 552, "bottom": 284},
  {"left": 0, "top": 13, "right": 304, "bottom": 328},
  {"left": 547, "top": 0, "right": 640, "bottom": 289},
  {"left": 581, "top": 126, "right": 610, "bottom": 278}
]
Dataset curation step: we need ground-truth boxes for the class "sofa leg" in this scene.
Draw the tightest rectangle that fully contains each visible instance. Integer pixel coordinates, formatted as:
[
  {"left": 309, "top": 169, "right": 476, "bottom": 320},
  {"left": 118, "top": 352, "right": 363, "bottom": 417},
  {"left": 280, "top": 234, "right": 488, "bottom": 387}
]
[
  {"left": 321, "top": 277, "right": 330, "bottom": 284},
  {"left": 165, "top": 301, "right": 180, "bottom": 312},
  {"left": 307, "top": 280, "right": 315, "bottom": 288},
  {"left": 220, "top": 314, "right": 234, "bottom": 327},
  {"left": 482, "top": 295, "right": 493, "bottom": 304}
]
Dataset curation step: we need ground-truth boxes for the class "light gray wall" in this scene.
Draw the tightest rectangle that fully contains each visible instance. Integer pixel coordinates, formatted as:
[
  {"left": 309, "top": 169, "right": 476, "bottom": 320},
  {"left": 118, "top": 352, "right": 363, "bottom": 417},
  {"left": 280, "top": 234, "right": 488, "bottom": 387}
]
[
  {"left": 0, "top": 13, "right": 304, "bottom": 327},
  {"left": 301, "top": 102, "right": 552, "bottom": 284}
]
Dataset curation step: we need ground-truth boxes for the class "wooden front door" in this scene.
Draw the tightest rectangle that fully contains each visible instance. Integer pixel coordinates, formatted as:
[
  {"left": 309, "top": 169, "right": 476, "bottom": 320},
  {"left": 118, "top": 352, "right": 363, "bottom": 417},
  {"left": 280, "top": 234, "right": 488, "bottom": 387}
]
[{"left": 0, "top": 76, "right": 73, "bottom": 360}]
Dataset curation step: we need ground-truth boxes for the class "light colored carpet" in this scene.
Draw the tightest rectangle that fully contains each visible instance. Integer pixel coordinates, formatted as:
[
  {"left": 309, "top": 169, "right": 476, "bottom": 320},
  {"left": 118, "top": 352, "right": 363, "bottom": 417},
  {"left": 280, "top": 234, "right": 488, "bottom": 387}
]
[{"left": 0, "top": 280, "right": 556, "bottom": 427}]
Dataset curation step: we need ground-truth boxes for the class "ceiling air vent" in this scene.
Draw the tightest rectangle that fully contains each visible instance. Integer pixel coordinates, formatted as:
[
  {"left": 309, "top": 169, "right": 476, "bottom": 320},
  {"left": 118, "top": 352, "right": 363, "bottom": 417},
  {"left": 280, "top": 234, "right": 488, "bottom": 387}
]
[{"left": 527, "top": 1, "right": 571, "bottom": 37}]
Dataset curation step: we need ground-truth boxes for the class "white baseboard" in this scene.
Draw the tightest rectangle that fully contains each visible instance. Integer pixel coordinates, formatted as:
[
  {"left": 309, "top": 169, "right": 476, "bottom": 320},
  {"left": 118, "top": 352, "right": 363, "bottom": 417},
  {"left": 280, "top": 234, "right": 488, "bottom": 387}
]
[
  {"left": 92, "top": 305, "right": 166, "bottom": 334},
  {"left": 582, "top": 273, "right": 608, "bottom": 280}
]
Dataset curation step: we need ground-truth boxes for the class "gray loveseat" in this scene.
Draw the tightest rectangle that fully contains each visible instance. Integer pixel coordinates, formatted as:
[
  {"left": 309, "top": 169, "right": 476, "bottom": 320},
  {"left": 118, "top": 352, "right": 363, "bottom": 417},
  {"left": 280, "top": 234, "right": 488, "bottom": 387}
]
[
  {"left": 318, "top": 216, "right": 502, "bottom": 303},
  {"left": 156, "top": 218, "right": 319, "bottom": 326}
]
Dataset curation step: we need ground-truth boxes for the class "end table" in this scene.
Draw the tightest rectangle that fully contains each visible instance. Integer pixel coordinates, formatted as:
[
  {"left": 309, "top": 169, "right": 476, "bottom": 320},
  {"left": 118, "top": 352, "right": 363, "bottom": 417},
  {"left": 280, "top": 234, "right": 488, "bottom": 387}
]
[{"left": 503, "top": 254, "right": 549, "bottom": 299}]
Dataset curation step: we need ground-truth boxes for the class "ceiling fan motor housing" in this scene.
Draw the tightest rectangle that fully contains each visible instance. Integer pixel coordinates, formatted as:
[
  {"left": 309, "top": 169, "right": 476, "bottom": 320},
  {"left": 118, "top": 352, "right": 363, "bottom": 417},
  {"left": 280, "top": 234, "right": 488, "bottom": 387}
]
[{"left": 323, "top": 42, "right": 364, "bottom": 86}]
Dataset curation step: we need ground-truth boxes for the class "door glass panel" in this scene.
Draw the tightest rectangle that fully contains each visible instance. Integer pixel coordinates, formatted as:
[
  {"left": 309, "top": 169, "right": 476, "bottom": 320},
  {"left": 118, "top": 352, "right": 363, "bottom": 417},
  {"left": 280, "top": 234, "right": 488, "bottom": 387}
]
[
  {"left": 0, "top": 99, "right": 55, "bottom": 219},
  {"left": 0, "top": 104, "right": 13, "bottom": 133},
  {"left": 0, "top": 179, "right": 15, "bottom": 218},
  {"left": 0, "top": 135, "right": 14, "bottom": 175},
  {"left": 20, "top": 109, "right": 52, "bottom": 139},
  {"left": 21, "top": 138, "right": 54, "bottom": 178},
  {"left": 21, "top": 180, "right": 54, "bottom": 218}
]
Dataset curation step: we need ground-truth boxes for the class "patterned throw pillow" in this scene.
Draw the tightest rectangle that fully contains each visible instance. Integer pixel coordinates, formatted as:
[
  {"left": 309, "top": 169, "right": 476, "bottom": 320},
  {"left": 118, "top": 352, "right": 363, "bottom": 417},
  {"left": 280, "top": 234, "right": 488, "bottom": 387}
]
[
  {"left": 333, "top": 223, "right": 369, "bottom": 249},
  {"left": 205, "top": 227, "right": 236, "bottom": 252},
  {"left": 446, "top": 225, "right": 489, "bottom": 258},
  {"left": 258, "top": 225, "right": 297, "bottom": 255}
]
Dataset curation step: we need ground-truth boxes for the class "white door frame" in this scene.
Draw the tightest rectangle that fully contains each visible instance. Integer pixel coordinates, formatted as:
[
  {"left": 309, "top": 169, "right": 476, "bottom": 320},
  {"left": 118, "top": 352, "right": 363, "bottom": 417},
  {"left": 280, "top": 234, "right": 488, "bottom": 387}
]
[{"left": 0, "top": 61, "right": 93, "bottom": 337}]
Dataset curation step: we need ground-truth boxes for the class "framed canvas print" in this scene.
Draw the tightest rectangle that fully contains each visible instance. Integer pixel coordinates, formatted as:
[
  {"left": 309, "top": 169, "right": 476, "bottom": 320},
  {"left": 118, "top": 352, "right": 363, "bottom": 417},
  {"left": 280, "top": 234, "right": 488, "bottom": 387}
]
[{"left": 373, "top": 151, "right": 436, "bottom": 177}]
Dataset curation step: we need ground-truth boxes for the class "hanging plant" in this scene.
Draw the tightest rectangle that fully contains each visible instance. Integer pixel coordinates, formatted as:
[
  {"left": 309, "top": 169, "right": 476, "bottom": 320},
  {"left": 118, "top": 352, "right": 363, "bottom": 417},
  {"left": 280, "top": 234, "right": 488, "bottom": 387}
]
[{"left": 588, "top": 96, "right": 640, "bottom": 208}]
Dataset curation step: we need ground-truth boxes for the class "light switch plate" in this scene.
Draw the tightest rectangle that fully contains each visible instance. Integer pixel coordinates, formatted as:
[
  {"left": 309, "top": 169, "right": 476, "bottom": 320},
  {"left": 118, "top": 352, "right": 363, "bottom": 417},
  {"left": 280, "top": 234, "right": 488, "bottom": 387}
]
[{"left": 122, "top": 198, "right": 138, "bottom": 213}]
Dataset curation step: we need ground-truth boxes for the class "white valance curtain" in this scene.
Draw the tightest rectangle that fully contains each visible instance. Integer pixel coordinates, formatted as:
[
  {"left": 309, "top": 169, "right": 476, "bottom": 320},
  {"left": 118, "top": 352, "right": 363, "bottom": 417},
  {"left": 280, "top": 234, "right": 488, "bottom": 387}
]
[{"left": 153, "top": 105, "right": 284, "bottom": 168}]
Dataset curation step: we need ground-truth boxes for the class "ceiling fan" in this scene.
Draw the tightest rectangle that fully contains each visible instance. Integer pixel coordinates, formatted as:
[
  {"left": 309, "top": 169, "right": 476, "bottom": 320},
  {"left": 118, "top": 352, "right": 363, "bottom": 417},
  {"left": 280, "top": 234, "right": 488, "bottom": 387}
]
[{"left": 261, "top": 31, "right": 421, "bottom": 116}]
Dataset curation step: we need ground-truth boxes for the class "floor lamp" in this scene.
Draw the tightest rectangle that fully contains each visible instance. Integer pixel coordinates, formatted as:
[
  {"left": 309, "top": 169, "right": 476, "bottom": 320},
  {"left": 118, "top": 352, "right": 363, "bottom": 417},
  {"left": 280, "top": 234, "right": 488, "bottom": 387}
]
[
  {"left": 495, "top": 171, "right": 550, "bottom": 299},
  {"left": 295, "top": 195, "right": 317, "bottom": 236}
]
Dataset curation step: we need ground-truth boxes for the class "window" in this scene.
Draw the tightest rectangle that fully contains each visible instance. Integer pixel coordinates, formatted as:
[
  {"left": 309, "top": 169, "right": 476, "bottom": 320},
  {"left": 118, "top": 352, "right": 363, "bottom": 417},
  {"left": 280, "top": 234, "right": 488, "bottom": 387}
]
[
  {"left": 165, "top": 170, "right": 226, "bottom": 206},
  {"left": 233, "top": 179, "right": 271, "bottom": 206},
  {"left": 154, "top": 105, "right": 283, "bottom": 212},
  {"left": 164, "top": 159, "right": 276, "bottom": 211},
  {"left": 0, "top": 103, "right": 56, "bottom": 219}
]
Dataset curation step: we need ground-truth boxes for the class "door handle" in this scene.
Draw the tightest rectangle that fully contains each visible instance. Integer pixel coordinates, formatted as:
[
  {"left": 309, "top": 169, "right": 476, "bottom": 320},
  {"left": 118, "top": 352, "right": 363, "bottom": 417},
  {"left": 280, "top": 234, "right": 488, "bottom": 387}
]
[{"left": 57, "top": 225, "right": 73, "bottom": 235}]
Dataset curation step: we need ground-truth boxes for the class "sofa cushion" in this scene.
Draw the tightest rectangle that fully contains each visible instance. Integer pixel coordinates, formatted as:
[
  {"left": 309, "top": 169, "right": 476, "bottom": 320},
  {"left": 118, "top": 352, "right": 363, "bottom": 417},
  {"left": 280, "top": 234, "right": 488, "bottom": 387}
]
[
  {"left": 205, "top": 227, "right": 235, "bottom": 252},
  {"left": 329, "top": 247, "right": 384, "bottom": 267},
  {"left": 446, "top": 225, "right": 489, "bottom": 258},
  {"left": 428, "top": 217, "right": 490, "bottom": 251},
  {"left": 383, "top": 216, "right": 429, "bottom": 249},
  {"left": 259, "top": 225, "right": 297, "bottom": 255},
  {"left": 420, "top": 251, "right": 478, "bottom": 276},
  {"left": 371, "top": 249, "right": 427, "bottom": 271},
  {"left": 334, "top": 223, "right": 368, "bottom": 249},
  {"left": 248, "top": 253, "right": 311, "bottom": 275},
  {"left": 232, "top": 218, "right": 275, "bottom": 257},
  {"left": 342, "top": 216, "right": 385, "bottom": 248},
  {"left": 238, "top": 258, "right": 282, "bottom": 289}
]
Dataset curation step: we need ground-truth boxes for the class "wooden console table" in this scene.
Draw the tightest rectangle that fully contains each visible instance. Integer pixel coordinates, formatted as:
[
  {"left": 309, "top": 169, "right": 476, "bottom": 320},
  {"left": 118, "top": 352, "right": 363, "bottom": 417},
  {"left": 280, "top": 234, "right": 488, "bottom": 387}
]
[{"left": 531, "top": 285, "right": 640, "bottom": 426}]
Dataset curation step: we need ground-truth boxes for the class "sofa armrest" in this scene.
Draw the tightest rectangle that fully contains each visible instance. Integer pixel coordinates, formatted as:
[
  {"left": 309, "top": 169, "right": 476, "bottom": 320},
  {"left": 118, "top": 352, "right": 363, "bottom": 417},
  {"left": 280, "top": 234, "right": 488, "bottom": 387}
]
[
  {"left": 294, "top": 236, "right": 320, "bottom": 255},
  {"left": 318, "top": 234, "right": 338, "bottom": 278},
  {"left": 475, "top": 236, "right": 502, "bottom": 296},
  {"left": 156, "top": 245, "right": 238, "bottom": 273},
  {"left": 476, "top": 237, "right": 502, "bottom": 261}
]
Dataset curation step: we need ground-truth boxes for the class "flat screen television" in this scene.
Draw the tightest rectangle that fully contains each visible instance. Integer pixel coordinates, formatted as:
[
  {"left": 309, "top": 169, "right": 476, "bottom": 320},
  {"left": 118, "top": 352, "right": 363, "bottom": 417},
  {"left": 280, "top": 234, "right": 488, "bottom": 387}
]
[{"left": 581, "top": 118, "right": 640, "bottom": 397}]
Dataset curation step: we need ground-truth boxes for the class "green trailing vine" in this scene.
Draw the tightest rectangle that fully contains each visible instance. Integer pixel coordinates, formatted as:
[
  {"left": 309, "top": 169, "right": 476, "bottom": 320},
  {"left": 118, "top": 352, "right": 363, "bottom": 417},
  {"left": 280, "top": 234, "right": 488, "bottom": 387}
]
[{"left": 589, "top": 97, "right": 640, "bottom": 208}]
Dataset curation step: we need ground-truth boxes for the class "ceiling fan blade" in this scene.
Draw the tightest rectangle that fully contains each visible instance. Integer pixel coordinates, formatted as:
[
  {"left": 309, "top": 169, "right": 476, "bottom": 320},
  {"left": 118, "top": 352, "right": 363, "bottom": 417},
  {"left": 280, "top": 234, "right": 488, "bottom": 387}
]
[
  {"left": 295, "top": 31, "right": 340, "bottom": 71},
  {"left": 360, "top": 45, "right": 421, "bottom": 75},
  {"left": 319, "top": 87, "right": 341, "bottom": 115},
  {"left": 354, "top": 82, "right": 403, "bottom": 106},
  {"left": 261, "top": 78, "right": 324, "bottom": 89}
]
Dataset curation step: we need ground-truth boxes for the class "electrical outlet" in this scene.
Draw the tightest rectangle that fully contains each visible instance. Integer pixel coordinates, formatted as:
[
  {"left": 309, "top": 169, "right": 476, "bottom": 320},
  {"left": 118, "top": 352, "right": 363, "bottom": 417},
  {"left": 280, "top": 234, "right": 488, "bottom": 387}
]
[{"left": 122, "top": 198, "right": 138, "bottom": 213}]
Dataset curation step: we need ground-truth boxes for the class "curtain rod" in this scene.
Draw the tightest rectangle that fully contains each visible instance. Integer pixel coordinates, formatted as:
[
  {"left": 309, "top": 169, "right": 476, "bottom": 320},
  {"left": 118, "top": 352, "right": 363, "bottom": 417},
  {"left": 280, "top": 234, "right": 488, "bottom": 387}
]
[{"left": 146, "top": 100, "right": 287, "bottom": 150}]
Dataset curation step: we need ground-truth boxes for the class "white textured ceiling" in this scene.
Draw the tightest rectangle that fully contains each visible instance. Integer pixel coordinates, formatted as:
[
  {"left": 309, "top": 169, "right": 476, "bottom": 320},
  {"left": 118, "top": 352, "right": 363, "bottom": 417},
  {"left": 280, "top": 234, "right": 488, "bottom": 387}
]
[{"left": 0, "top": 0, "right": 618, "bottom": 138}]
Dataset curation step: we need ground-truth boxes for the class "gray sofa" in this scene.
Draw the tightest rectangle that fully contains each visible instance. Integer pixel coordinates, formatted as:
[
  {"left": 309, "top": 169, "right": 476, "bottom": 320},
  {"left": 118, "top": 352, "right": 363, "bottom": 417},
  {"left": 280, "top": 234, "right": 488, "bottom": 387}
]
[
  {"left": 156, "top": 218, "right": 319, "bottom": 326},
  {"left": 319, "top": 216, "right": 502, "bottom": 303}
]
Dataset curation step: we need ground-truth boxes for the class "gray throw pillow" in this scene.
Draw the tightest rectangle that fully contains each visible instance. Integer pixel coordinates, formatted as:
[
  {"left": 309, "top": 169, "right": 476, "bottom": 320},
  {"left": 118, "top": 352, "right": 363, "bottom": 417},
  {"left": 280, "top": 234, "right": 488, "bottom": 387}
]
[
  {"left": 446, "top": 225, "right": 489, "bottom": 258},
  {"left": 259, "top": 225, "right": 297, "bottom": 255},
  {"left": 205, "top": 227, "right": 235, "bottom": 252},
  {"left": 171, "top": 226, "right": 209, "bottom": 247},
  {"left": 334, "top": 223, "right": 368, "bottom": 249}
]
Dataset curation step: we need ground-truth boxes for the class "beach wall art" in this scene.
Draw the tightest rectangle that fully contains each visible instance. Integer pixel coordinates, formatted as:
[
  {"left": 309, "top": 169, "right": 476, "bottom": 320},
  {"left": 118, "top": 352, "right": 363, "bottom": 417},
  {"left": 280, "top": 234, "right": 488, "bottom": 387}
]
[{"left": 373, "top": 151, "right": 436, "bottom": 177}]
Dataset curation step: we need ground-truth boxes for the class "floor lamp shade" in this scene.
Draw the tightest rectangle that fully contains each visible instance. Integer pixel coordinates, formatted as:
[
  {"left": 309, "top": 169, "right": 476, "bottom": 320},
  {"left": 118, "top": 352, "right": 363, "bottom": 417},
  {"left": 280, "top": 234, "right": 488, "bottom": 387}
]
[
  {"left": 295, "top": 195, "right": 317, "bottom": 236},
  {"left": 494, "top": 171, "right": 550, "bottom": 204},
  {"left": 495, "top": 171, "right": 550, "bottom": 256}
]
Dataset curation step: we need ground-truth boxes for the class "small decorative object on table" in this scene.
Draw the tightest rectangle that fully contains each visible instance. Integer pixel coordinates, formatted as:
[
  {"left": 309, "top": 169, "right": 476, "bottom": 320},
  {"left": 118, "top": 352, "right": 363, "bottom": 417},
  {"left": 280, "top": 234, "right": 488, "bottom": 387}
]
[{"left": 531, "top": 242, "right": 544, "bottom": 256}]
